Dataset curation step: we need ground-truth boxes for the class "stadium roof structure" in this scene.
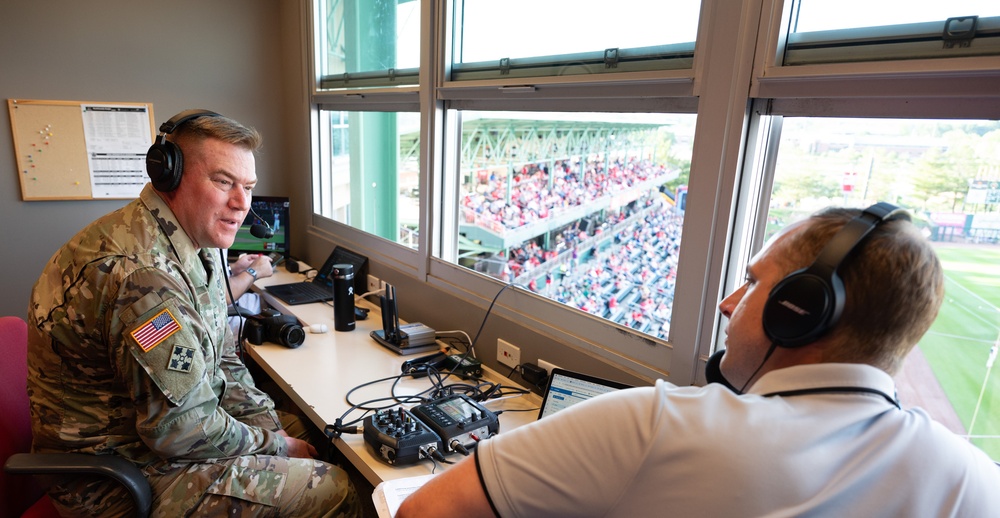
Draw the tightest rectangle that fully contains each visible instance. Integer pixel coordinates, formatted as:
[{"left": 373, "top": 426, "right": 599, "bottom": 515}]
[{"left": 400, "top": 117, "right": 670, "bottom": 168}]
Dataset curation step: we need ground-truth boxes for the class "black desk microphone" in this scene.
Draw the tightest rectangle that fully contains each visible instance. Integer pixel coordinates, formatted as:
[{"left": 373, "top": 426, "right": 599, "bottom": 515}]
[
  {"left": 248, "top": 205, "right": 274, "bottom": 239},
  {"left": 250, "top": 223, "right": 272, "bottom": 239}
]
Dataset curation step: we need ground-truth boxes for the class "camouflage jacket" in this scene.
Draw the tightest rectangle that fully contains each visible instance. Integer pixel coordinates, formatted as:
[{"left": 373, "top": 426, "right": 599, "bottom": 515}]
[{"left": 27, "top": 184, "right": 286, "bottom": 466}]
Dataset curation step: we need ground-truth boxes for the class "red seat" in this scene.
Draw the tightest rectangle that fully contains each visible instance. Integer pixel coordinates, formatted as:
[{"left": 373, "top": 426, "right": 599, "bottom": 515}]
[
  {"left": 1, "top": 315, "right": 151, "bottom": 518},
  {"left": 0, "top": 315, "right": 58, "bottom": 518}
]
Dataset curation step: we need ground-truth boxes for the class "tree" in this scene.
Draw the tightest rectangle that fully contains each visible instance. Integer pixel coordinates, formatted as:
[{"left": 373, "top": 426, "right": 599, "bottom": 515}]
[{"left": 772, "top": 167, "right": 840, "bottom": 205}]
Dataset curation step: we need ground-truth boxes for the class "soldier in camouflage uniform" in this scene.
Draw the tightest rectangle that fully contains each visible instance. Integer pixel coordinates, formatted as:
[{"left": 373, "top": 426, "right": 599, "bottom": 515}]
[{"left": 26, "top": 111, "right": 360, "bottom": 517}]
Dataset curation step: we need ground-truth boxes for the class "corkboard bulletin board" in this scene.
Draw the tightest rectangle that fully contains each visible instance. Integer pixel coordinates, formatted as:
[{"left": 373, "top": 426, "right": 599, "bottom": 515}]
[{"left": 8, "top": 99, "right": 154, "bottom": 200}]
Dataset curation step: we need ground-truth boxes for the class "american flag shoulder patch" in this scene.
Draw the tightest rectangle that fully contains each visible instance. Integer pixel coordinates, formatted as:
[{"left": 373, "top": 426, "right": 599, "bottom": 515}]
[{"left": 131, "top": 308, "right": 181, "bottom": 352}]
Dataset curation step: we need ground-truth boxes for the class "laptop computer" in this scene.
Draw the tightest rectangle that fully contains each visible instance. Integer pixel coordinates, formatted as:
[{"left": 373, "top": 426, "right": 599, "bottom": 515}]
[
  {"left": 264, "top": 252, "right": 338, "bottom": 305},
  {"left": 264, "top": 246, "right": 370, "bottom": 306},
  {"left": 537, "top": 368, "right": 633, "bottom": 420}
]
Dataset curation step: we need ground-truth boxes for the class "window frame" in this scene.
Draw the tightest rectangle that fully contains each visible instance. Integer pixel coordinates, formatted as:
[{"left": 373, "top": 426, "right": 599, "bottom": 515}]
[
  {"left": 753, "top": 0, "right": 1000, "bottom": 100},
  {"left": 315, "top": 0, "right": 423, "bottom": 90},
  {"left": 782, "top": 17, "right": 1000, "bottom": 66},
  {"left": 304, "top": 0, "right": 1000, "bottom": 388},
  {"left": 448, "top": 0, "right": 700, "bottom": 81},
  {"left": 719, "top": 0, "right": 1000, "bottom": 361}
]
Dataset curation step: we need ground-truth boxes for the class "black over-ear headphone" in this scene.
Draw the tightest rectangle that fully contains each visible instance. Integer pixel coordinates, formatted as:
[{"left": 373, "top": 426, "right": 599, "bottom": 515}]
[
  {"left": 146, "top": 109, "right": 221, "bottom": 192},
  {"left": 761, "top": 202, "right": 910, "bottom": 348}
]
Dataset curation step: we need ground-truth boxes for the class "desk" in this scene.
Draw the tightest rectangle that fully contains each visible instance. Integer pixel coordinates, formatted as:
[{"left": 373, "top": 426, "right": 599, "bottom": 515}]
[{"left": 247, "top": 268, "right": 540, "bottom": 487}]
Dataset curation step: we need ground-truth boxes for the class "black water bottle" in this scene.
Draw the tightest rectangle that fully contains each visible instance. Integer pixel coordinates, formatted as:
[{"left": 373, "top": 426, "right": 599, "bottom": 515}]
[{"left": 332, "top": 264, "right": 356, "bottom": 331}]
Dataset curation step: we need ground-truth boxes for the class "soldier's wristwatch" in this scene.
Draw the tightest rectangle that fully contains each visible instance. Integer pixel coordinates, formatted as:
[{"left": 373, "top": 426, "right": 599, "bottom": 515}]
[{"left": 246, "top": 267, "right": 258, "bottom": 282}]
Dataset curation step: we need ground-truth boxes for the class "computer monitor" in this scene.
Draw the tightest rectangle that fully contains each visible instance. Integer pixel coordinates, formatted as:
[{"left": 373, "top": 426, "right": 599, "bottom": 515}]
[{"left": 229, "top": 196, "right": 290, "bottom": 258}]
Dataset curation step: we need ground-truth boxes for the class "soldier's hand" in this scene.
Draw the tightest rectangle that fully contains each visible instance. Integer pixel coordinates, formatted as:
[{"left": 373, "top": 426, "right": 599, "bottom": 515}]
[
  {"left": 230, "top": 253, "right": 258, "bottom": 275},
  {"left": 249, "top": 254, "right": 274, "bottom": 279},
  {"left": 281, "top": 433, "right": 319, "bottom": 459}
]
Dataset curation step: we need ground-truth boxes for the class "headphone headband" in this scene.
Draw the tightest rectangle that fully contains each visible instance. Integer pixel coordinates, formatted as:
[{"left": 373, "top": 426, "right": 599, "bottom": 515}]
[
  {"left": 762, "top": 202, "right": 908, "bottom": 348},
  {"left": 806, "top": 202, "right": 909, "bottom": 280},
  {"left": 157, "top": 109, "right": 221, "bottom": 135},
  {"left": 146, "top": 109, "right": 222, "bottom": 192}
]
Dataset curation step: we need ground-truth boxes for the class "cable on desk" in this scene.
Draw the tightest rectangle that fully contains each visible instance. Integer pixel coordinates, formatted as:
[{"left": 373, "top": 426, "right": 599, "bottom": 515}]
[
  {"left": 410, "top": 281, "right": 519, "bottom": 406},
  {"left": 330, "top": 373, "right": 429, "bottom": 435},
  {"left": 449, "top": 440, "right": 470, "bottom": 456},
  {"left": 435, "top": 330, "right": 474, "bottom": 356},
  {"left": 467, "top": 282, "right": 518, "bottom": 356},
  {"left": 352, "top": 362, "right": 529, "bottom": 408},
  {"left": 295, "top": 262, "right": 317, "bottom": 277},
  {"left": 345, "top": 373, "right": 428, "bottom": 408},
  {"left": 420, "top": 445, "right": 453, "bottom": 474},
  {"left": 330, "top": 368, "right": 529, "bottom": 438},
  {"left": 420, "top": 446, "right": 451, "bottom": 475},
  {"left": 501, "top": 360, "right": 550, "bottom": 393},
  {"left": 326, "top": 321, "right": 534, "bottom": 441},
  {"left": 358, "top": 288, "right": 384, "bottom": 301},
  {"left": 325, "top": 418, "right": 361, "bottom": 438}
]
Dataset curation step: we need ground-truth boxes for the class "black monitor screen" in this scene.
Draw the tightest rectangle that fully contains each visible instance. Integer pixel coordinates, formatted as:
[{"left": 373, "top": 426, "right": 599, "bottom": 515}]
[{"left": 229, "top": 196, "right": 290, "bottom": 257}]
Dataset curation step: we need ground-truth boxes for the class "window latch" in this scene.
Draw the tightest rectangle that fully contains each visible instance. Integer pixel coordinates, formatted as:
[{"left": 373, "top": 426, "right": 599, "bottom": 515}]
[
  {"left": 604, "top": 48, "right": 620, "bottom": 69},
  {"left": 942, "top": 16, "right": 978, "bottom": 49}
]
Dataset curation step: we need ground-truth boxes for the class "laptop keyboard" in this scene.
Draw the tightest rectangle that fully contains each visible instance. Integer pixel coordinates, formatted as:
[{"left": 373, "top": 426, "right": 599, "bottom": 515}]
[{"left": 285, "top": 282, "right": 331, "bottom": 299}]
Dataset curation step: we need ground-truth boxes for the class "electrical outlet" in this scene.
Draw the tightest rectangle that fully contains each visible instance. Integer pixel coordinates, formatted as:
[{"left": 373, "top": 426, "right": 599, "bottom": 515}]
[
  {"left": 537, "top": 359, "right": 560, "bottom": 375},
  {"left": 367, "top": 274, "right": 380, "bottom": 294},
  {"left": 497, "top": 339, "right": 521, "bottom": 368}
]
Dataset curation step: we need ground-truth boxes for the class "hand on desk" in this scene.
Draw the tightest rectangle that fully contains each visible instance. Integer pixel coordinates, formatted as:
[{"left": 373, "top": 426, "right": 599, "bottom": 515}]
[
  {"left": 278, "top": 429, "right": 319, "bottom": 459},
  {"left": 226, "top": 254, "right": 276, "bottom": 304},
  {"left": 231, "top": 253, "right": 275, "bottom": 280}
]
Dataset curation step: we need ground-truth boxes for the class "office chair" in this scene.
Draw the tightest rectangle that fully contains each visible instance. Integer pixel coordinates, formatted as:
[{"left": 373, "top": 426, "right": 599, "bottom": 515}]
[{"left": 1, "top": 316, "right": 152, "bottom": 518}]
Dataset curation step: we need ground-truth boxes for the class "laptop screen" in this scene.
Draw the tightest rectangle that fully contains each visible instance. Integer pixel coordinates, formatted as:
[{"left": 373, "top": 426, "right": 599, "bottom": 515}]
[
  {"left": 229, "top": 196, "right": 290, "bottom": 258},
  {"left": 538, "top": 368, "right": 632, "bottom": 420}
]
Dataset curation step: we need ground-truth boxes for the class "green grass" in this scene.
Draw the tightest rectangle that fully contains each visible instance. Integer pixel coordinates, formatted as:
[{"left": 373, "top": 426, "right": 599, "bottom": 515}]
[
  {"left": 920, "top": 244, "right": 1000, "bottom": 460},
  {"left": 230, "top": 227, "right": 287, "bottom": 252}
]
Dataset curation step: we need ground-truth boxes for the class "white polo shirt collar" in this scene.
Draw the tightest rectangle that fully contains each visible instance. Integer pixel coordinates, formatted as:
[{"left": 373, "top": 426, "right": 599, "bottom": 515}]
[{"left": 747, "top": 363, "right": 899, "bottom": 408}]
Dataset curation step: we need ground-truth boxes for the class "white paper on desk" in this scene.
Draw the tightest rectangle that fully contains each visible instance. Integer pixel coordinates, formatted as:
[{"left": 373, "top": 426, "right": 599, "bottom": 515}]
[{"left": 373, "top": 473, "right": 437, "bottom": 518}]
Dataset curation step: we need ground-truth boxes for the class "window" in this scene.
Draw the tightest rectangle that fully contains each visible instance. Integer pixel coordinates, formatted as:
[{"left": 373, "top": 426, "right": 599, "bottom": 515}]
[
  {"left": 451, "top": 0, "right": 700, "bottom": 80},
  {"left": 733, "top": 115, "right": 1000, "bottom": 461},
  {"left": 781, "top": 0, "right": 1000, "bottom": 65},
  {"left": 792, "top": 0, "right": 1000, "bottom": 31},
  {"left": 306, "top": 0, "right": 1000, "bottom": 462},
  {"left": 309, "top": 0, "right": 705, "bottom": 376},
  {"left": 443, "top": 111, "right": 695, "bottom": 342},
  {"left": 313, "top": 0, "right": 423, "bottom": 246},
  {"left": 313, "top": 110, "right": 421, "bottom": 247},
  {"left": 317, "top": 0, "right": 421, "bottom": 89},
  {"left": 430, "top": 1, "right": 703, "bottom": 358}
]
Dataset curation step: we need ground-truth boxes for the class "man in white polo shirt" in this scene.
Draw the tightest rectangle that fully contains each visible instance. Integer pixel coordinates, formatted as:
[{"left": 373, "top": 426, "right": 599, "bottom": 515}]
[{"left": 397, "top": 203, "right": 1000, "bottom": 517}]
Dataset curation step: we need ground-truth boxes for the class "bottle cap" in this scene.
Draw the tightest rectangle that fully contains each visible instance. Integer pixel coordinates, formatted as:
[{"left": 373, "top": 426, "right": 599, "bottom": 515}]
[{"left": 333, "top": 264, "right": 354, "bottom": 278}]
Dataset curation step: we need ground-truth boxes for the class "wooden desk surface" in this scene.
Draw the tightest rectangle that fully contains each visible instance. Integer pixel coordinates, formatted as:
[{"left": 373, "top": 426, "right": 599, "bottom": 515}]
[{"left": 247, "top": 268, "right": 541, "bottom": 487}]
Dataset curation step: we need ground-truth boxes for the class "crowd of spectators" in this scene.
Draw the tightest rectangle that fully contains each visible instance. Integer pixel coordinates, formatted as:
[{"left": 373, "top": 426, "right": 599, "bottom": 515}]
[
  {"left": 462, "top": 156, "right": 672, "bottom": 230},
  {"left": 465, "top": 154, "right": 683, "bottom": 339},
  {"left": 546, "top": 204, "right": 682, "bottom": 337},
  {"left": 480, "top": 193, "right": 682, "bottom": 340}
]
